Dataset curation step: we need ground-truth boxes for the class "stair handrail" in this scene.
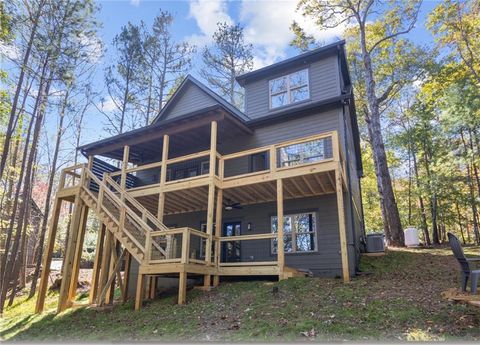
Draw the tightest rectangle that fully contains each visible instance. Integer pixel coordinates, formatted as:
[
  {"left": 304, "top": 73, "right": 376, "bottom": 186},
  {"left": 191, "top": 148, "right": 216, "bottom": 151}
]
[
  {"left": 82, "top": 166, "right": 168, "bottom": 260},
  {"left": 104, "top": 175, "right": 169, "bottom": 232},
  {"left": 83, "top": 167, "right": 156, "bottom": 247}
]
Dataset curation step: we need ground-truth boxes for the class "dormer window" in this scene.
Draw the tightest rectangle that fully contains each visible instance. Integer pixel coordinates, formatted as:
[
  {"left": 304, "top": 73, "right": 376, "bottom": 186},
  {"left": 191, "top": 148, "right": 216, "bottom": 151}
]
[{"left": 269, "top": 69, "right": 309, "bottom": 109}]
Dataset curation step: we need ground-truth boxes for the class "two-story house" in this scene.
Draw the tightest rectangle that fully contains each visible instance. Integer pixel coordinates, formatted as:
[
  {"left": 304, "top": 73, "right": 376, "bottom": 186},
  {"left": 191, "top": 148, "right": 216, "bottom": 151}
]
[{"left": 35, "top": 40, "right": 364, "bottom": 314}]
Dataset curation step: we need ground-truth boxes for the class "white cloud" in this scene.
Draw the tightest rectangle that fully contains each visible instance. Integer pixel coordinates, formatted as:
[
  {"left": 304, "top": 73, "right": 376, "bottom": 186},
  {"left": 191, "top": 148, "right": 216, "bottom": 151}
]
[
  {"left": 130, "top": 0, "right": 140, "bottom": 7},
  {"left": 98, "top": 96, "right": 117, "bottom": 112},
  {"left": 186, "top": 0, "right": 346, "bottom": 69},
  {"left": 77, "top": 33, "right": 103, "bottom": 64},
  {"left": 0, "top": 43, "right": 20, "bottom": 61},
  {"left": 187, "top": 0, "right": 233, "bottom": 46},
  {"left": 240, "top": 0, "right": 345, "bottom": 68}
]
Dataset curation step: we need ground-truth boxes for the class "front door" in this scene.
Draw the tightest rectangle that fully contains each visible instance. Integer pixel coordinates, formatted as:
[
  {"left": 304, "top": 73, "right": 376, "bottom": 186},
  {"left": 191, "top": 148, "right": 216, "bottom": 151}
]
[{"left": 223, "top": 222, "right": 241, "bottom": 262}]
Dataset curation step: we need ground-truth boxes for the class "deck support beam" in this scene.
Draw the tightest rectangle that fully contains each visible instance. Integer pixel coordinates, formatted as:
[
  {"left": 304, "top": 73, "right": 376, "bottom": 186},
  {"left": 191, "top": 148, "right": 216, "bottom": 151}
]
[
  {"left": 276, "top": 179, "right": 285, "bottom": 280},
  {"left": 120, "top": 146, "right": 130, "bottom": 191},
  {"left": 123, "top": 252, "right": 131, "bottom": 302},
  {"left": 135, "top": 273, "right": 144, "bottom": 311},
  {"left": 157, "top": 135, "right": 169, "bottom": 222},
  {"left": 98, "top": 248, "right": 126, "bottom": 306},
  {"left": 68, "top": 204, "right": 89, "bottom": 302},
  {"left": 58, "top": 194, "right": 84, "bottom": 312},
  {"left": 213, "top": 188, "right": 223, "bottom": 287},
  {"left": 35, "top": 197, "right": 62, "bottom": 313},
  {"left": 335, "top": 165, "right": 350, "bottom": 282},
  {"left": 105, "top": 239, "right": 118, "bottom": 304},
  {"left": 89, "top": 223, "right": 105, "bottom": 304},
  {"left": 204, "top": 121, "right": 217, "bottom": 287},
  {"left": 178, "top": 272, "right": 187, "bottom": 304},
  {"left": 96, "top": 230, "right": 112, "bottom": 305}
]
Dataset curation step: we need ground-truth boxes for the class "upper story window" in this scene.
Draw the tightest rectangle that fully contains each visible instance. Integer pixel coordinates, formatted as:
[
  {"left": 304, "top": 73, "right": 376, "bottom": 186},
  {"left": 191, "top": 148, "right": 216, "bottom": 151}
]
[{"left": 269, "top": 69, "right": 309, "bottom": 109}]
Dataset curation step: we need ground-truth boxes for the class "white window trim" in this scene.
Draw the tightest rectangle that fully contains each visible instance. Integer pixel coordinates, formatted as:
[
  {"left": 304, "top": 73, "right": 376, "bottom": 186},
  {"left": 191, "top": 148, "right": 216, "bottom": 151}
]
[
  {"left": 270, "top": 212, "right": 318, "bottom": 255},
  {"left": 269, "top": 68, "right": 310, "bottom": 109}
]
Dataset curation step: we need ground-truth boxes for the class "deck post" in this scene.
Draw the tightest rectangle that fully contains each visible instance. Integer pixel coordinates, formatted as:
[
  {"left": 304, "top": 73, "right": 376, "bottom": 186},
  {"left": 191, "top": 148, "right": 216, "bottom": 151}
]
[
  {"left": 35, "top": 197, "right": 62, "bottom": 313},
  {"left": 178, "top": 271, "right": 187, "bottom": 304},
  {"left": 135, "top": 273, "right": 144, "bottom": 310},
  {"left": 123, "top": 252, "right": 131, "bottom": 302},
  {"left": 105, "top": 239, "right": 118, "bottom": 304},
  {"left": 335, "top": 164, "right": 350, "bottom": 282},
  {"left": 68, "top": 204, "right": 89, "bottom": 302},
  {"left": 148, "top": 276, "right": 157, "bottom": 299},
  {"left": 204, "top": 120, "right": 217, "bottom": 287},
  {"left": 213, "top": 188, "right": 223, "bottom": 286},
  {"left": 96, "top": 230, "right": 112, "bottom": 305},
  {"left": 120, "top": 146, "right": 130, "bottom": 191},
  {"left": 276, "top": 179, "right": 285, "bottom": 280},
  {"left": 89, "top": 223, "right": 105, "bottom": 304},
  {"left": 157, "top": 134, "right": 169, "bottom": 222},
  {"left": 58, "top": 194, "right": 84, "bottom": 312}
]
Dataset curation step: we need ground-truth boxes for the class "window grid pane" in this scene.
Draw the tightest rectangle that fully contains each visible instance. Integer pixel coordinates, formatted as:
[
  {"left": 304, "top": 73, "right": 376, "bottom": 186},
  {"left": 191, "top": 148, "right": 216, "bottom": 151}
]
[
  {"left": 270, "top": 69, "right": 309, "bottom": 109},
  {"left": 271, "top": 212, "right": 317, "bottom": 253}
]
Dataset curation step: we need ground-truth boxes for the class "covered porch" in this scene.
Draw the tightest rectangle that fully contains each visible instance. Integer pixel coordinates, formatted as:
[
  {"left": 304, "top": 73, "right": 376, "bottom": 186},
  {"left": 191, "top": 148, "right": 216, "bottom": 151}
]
[{"left": 77, "top": 107, "right": 351, "bottom": 308}]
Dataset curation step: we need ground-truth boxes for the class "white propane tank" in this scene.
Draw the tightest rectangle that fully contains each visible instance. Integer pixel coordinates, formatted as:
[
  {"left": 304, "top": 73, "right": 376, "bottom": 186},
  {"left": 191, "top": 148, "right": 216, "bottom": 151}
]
[{"left": 404, "top": 226, "right": 420, "bottom": 247}]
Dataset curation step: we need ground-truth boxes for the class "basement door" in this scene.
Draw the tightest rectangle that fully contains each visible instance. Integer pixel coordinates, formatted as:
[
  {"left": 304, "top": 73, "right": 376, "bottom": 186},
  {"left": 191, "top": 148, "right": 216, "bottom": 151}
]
[{"left": 222, "top": 221, "right": 241, "bottom": 262}]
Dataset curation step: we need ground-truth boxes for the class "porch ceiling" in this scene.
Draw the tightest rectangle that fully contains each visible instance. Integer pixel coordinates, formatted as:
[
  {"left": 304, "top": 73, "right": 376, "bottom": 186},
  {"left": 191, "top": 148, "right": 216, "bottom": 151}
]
[
  {"left": 81, "top": 108, "right": 251, "bottom": 164},
  {"left": 134, "top": 171, "right": 337, "bottom": 217}
]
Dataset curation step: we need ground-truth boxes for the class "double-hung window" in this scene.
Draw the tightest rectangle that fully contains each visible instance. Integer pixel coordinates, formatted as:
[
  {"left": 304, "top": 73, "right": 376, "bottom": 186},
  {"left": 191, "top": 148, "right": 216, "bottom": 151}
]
[
  {"left": 271, "top": 212, "right": 317, "bottom": 254},
  {"left": 269, "top": 69, "right": 309, "bottom": 109}
]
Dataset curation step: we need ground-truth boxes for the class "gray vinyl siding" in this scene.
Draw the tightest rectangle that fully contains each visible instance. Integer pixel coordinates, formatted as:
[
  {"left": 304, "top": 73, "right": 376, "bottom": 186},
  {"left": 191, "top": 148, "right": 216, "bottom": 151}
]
[
  {"left": 162, "top": 83, "right": 217, "bottom": 121},
  {"left": 162, "top": 194, "right": 352, "bottom": 276},
  {"left": 220, "top": 108, "right": 340, "bottom": 153},
  {"left": 244, "top": 54, "right": 341, "bottom": 120},
  {"left": 220, "top": 108, "right": 340, "bottom": 177}
]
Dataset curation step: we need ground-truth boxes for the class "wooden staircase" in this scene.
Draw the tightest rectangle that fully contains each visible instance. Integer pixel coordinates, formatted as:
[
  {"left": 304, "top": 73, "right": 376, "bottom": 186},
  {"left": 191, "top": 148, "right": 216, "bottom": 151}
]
[{"left": 80, "top": 167, "right": 170, "bottom": 264}]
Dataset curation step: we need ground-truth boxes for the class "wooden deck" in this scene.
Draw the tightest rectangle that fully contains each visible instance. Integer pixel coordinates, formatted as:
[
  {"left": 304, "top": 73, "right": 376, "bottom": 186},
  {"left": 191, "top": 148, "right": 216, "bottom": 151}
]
[{"left": 35, "top": 124, "right": 353, "bottom": 314}]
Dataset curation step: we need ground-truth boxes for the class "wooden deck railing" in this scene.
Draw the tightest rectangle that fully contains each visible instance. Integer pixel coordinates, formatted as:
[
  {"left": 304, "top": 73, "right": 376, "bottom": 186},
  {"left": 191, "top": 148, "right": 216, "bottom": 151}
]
[
  {"left": 147, "top": 227, "right": 215, "bottom": 265},
  {"left": 57, "top": 130, "right": 345, "bottom": 269},
  {"left": 103, "top": 131, "right": 341, "bottom": 191}
]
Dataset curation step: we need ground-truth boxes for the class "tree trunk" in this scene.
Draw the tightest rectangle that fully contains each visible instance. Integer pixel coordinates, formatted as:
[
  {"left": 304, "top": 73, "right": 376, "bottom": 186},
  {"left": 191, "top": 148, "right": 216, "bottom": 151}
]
[
  {"left": 0, "top": 64, "right": 44, "bottom": 305},
  {"left": 8, "top": 160, "right": 36, "bottom": 306},
  {"left": 358, "top": 24, "right": 404, "bottom": 246},
  {"left": 0, "top": 77, "right": 49, "bottom": 313},
  {"left": 0, "top": 0, "right": 45, "bottom": 180},
  {"left": 461, "top": 131, "right": 480, "bottom": 244},
  {"left": 456, "top": 202, "right": 466, "bottom": 244},
  {"left": 366, "top": 129, "right": 391, "bottom": 238},
  {"left": 466, "top": 164, "right": 480, "bottom": 244},
  {"left": 412, "top": 150, "right": 430, "bottom": 245},
  {"left": 28, "top": 87, "right": 69, "bottom": 298}
]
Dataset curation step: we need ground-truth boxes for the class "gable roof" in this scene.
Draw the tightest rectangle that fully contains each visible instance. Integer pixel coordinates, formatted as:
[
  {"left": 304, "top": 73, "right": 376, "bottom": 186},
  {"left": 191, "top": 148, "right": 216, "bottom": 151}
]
[
  {"left": 152, "top": 75, "right": 250, "bottom": 124},
  {"left": 236, "top": 40, "right": 347, "bottom": 86}
]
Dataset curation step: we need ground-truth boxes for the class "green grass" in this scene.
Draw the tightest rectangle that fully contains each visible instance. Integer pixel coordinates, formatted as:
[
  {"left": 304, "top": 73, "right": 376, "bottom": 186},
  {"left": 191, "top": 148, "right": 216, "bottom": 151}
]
[{"left": 2, "top": 247, "right": 480, "bottom": 342}]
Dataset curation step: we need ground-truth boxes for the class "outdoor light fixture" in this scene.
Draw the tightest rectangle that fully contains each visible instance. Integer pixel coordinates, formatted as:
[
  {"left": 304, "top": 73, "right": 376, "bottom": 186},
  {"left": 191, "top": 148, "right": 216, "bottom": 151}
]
[{"left": 247, "top": 222, "right": 252, "bottom": 231}]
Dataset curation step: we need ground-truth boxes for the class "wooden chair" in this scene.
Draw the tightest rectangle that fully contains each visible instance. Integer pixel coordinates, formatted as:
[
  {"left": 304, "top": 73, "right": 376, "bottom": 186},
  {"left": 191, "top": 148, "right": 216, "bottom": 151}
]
[{"left": 448, "top": 232, "right": 480, "bottom": 294}]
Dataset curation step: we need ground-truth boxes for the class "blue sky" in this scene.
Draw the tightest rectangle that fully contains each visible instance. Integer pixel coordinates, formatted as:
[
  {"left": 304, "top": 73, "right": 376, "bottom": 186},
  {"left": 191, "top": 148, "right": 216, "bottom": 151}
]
[{"left": 51, "top": 0, "right": 442, "bottom": 153}]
